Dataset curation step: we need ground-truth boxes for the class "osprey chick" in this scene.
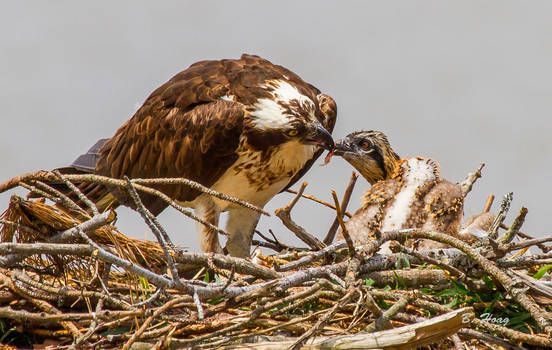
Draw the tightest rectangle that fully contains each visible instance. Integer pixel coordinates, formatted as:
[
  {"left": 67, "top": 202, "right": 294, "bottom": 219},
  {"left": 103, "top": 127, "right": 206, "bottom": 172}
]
[
  {"left": 60, "top": 54, "right": 337, "bottom": 257},
  {"left": 330, "top": 131, "right": 476, "bottom": 251}
]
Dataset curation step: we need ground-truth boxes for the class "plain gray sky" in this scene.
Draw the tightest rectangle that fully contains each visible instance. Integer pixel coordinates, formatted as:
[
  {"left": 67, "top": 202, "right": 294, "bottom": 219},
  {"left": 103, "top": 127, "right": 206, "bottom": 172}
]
[{"left": 1, "top": 1, "right": 550, "bottom": 252}]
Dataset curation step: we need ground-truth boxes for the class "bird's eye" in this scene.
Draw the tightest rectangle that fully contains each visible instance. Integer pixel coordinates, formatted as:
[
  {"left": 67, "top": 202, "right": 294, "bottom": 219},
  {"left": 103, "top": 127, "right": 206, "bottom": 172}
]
[
  {"left": 360, "top": 141, "right": 370, "bottom": 149},
  {"left": 287, "top": 129, "right": 299, "bottom": 137}
]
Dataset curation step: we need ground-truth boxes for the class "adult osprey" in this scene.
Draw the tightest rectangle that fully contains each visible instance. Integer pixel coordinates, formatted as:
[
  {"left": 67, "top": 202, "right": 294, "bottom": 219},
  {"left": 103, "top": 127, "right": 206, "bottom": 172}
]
[
  {"left": 63, "top": 54, "right": 337, "bottom": 257},
  {"left": 328, "top": 131, "right": 479, "bottom": 251}
]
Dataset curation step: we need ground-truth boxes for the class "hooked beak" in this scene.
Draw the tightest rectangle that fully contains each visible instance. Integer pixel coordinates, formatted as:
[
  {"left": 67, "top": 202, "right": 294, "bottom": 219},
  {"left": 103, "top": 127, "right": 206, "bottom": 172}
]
[
  {"left": 304, "top": 122, "right": 335, "bottom": 151},
  {"left": 333, "top": 139, "right": 356, "bottom": 157}
]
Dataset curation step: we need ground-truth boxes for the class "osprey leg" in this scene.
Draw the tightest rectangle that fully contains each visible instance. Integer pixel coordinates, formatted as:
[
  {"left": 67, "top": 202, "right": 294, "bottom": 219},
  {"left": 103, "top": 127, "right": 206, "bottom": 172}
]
[
  {"left": 194, "top": 199, "right": 222, "bottom": 254},
  {"left": 225, "top": 207, "right": 261, "bottom": 258}
]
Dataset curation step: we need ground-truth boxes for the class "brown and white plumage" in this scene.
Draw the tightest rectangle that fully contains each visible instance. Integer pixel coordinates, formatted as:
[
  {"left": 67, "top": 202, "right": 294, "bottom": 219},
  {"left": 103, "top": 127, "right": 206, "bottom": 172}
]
[
  {"left": 58, "top": 54, "right": 337, "bottom": 257},
  {"left": 330, "top": 131, "right": 471, "bottom": 251}
]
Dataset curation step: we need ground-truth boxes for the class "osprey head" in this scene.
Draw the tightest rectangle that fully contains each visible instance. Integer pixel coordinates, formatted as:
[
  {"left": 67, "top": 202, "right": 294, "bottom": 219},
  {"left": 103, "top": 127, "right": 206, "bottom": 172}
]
[
  {"left": 247, "top": 80, "right": 334, "bottom": 151},
  {"left": 334, "top": 130, "right": 400, "bottom": 184}
]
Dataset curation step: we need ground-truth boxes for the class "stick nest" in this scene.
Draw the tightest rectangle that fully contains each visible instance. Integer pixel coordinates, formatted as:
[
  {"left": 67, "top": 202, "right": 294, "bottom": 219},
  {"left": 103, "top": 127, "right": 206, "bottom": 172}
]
[{"left": 0, "top": 170, "right": 551, "bottom": 350}]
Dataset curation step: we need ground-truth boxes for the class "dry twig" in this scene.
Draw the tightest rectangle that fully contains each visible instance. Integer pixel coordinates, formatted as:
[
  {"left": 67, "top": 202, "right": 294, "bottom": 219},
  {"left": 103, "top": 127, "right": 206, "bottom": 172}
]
[
  {"left": 275, "top": 182, "right": 325, "bottom": 250},
  {"left": 324, "top": 172, "right": 358, "bottom": 245}
]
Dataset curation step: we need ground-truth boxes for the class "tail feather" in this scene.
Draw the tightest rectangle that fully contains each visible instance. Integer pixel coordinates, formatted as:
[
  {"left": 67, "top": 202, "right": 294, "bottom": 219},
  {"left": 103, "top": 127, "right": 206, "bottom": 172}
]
[
  {"left": 32, "top": 138, "right": 116, "bottom": 213},
  {"left": 47, "top": 167, "right": 119, "bottom": 214},
  {"left": 71, "top": 139, "right": 109, "bottom": 172},
  {"left": 44, "top": 138, "right": 167, "bottom": 216}
]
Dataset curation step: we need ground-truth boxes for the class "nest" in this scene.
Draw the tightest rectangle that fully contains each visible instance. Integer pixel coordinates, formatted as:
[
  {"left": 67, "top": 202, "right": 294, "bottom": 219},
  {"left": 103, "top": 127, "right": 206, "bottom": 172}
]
[{"left": 0, "top": 170, "right": 551, "bottom": 349}]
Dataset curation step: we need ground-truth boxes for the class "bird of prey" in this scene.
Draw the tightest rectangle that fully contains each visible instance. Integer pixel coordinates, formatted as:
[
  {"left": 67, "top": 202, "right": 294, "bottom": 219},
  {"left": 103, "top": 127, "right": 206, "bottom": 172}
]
[
  {"left": 59, "top": 54, "right": 337, "bottom": 257},
  {"left": 328, "top": 130, "right": 477, "bottom": 251}
]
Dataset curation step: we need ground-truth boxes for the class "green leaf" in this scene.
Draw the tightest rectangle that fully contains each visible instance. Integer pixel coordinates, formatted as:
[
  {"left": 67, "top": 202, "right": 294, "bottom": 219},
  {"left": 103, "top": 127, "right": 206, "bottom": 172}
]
[
  {"left": 377, "top": 299, "right": 391, "bottom": 309},
  {"left": 364, "top": 278, "right": 375, "bottom": 287},
  {"left": 419, "top": 287, "right": 433, "bottom": 294},
  {"left": 138, "top": 276, "right": 150, "bottom": 290},
  {"left": 533, "top": 264, "right": 552, "bottom": 280},
  {"left": 443, "top": 296, "right": 458, "bottom": 308},
  {"left": 207, "top": 297, "right": 224, "bottom": 305},
  {"left": 470, "top": 292, "right": 483, "bottom": 303},
  {"left": 437, "top": 289, "right": 458, "bottom": 297},
  {"left": 507, "top": 312, "right": 532, "bottom": 326},
  {"left": 509, "top": 322, "right": 528, "bottom": 332},
  {"left": 101, "top": 326, "right": 131, "bottom": 336},
  {"left": 204, "top": 270, "right": 210, "bottom": 282},
  {"left": 394, "top": 253, "right": 410, "bottom": 269},
  {"left": 0, "top": 327, "right": 16, "bottom": 343},
  {"left": 393, "top": 271, "right": 407, "bottom": 290},
  {"left": 417, "top": 262, "right": 428, "bottom": 270},
  {"left": 481, "top": 275, "right": 496, "bottom": 289},
  {"left": 451, "top": 280, "right": 469, "bottom": 295}
]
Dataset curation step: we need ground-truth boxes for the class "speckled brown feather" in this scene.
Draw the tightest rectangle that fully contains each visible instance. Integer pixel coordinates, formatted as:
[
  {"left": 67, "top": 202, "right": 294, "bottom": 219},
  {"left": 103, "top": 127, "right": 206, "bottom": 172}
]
[
  {"left": 96, "top": 100, "right": 246, "bottom": 213},
  {"left": 341, "top": 158, "right": 466, "bottom": 249},
  {"left": 340, "top": 159, "right": 463, "bottom": 249},
  {"left": 334, "top": 130, "right": 469, "bottom": 250},
  {"left": 342, "top": 178, "right": 401, "bottom": 242},
  {"left": 83, "top": 54, "right": 336, "bottom": 214},
  {"left": 459, "top": 211, "right": 494, "bottom": 240}
]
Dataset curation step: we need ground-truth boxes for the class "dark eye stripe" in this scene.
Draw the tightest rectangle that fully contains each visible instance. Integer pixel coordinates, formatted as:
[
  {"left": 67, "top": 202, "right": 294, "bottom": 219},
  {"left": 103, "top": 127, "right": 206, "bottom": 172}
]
[{"left": 369, "top": 147, "right": 386, "bottom": 179}]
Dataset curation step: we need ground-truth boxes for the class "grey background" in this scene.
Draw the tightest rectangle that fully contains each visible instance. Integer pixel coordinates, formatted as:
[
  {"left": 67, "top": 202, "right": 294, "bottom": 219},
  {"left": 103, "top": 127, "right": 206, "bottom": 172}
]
[{"left": 1, "top": 1, "right": 550, "bottom": 251}]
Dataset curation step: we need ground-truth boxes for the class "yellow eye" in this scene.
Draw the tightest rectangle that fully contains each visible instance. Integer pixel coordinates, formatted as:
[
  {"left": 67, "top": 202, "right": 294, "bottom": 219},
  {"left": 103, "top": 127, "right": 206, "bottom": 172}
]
[{"left": 288, "top": 129, "right": 299, "bottom": 136}]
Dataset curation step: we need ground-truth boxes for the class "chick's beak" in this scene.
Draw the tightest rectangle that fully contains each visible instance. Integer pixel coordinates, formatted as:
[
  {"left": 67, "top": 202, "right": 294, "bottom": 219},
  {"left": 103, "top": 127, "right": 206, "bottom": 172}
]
[
  {"left": 333, "top": 139, "right": 355, "bottom": 156},
  {"left": 304, "top": 122, "right": 334, "bottom": 151}
]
